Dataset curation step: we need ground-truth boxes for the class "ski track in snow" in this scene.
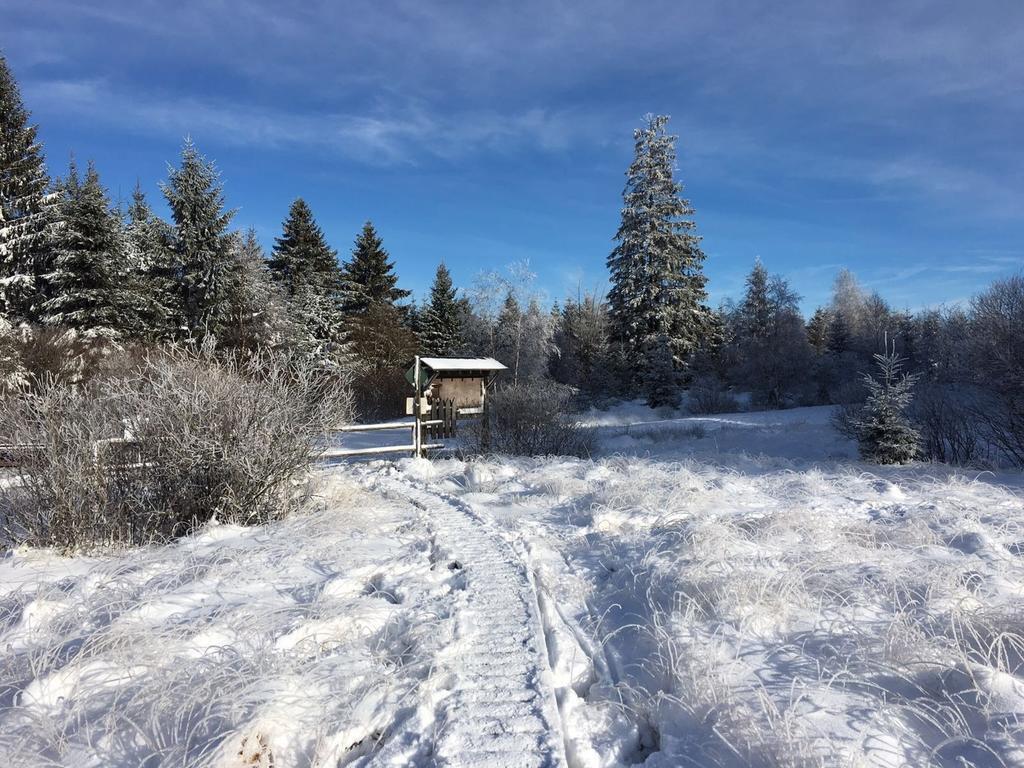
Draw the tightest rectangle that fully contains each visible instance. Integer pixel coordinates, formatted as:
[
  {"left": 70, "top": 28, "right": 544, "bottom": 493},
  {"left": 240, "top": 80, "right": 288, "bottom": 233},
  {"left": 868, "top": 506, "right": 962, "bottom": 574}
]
[{"left": 360, "top": 467, "right": 567, "bottom": 768}]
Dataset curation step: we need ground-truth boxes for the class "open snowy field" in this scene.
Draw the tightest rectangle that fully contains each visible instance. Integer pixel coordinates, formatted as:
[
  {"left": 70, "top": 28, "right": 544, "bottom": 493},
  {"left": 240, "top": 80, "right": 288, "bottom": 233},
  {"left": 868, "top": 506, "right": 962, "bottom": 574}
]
[{"left": 2, "top": 403, "right": 1023, "bottom": 767}]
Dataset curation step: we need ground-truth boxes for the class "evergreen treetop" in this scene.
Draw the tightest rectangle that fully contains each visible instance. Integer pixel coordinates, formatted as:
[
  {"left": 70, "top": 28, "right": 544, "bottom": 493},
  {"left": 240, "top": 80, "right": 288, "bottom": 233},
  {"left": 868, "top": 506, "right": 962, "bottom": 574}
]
[
  {"left": 268, "top": 199, "right": 350, "bottom": 369},
  {"left": 419, "top": 261, "right": 463, "bottom": 356},
  {"left": 124, "top": 182, "right": 178, "bottom": 339},
  {"left": 125, "top": 183, "right": 169, "bottom": 270},
  {"left": 0, "top": 54, "right": 54, "bottom": 322},
  {"left": 342, "top": 221, "right": 409, "bottom": 314},
  {"left": 269, "top": 198, "right": 340, "bottom": 297},
  {"left": 737, "top": 258, "right": 771, "bottom": 341},
  {"left": 807, "top": 307, "right": 832, "bottom": 354},
  {"left": 220, "top": 228, "right": 291, "bottom": 353},
  {"left": 161, "top": 139, "right": 235, "bottom": 341},
  {"left": 43, "top": 160, "right": 136, "bottom": 339}
]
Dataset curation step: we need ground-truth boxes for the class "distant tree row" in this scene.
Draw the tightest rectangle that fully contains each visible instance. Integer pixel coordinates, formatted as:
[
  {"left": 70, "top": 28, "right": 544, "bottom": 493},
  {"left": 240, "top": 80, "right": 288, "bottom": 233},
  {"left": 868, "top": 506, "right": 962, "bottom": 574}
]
[{"left": 2, "top": 54, "right": 1022, "bottom": 465}]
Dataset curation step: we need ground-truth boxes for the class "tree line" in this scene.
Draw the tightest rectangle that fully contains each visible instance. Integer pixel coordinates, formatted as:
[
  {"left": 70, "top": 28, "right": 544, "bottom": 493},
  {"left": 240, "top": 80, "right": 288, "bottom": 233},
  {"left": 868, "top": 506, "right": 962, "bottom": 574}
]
[{"left": 2, "top": 55, "right": 1022, "bottom": 466}]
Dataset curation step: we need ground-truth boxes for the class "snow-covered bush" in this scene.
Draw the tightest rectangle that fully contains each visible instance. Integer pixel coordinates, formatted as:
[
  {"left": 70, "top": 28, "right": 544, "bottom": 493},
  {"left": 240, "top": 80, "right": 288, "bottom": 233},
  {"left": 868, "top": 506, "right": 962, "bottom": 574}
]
[
  {"left": 687, "top": 374, "right": 740, "bottom": 415},
  {"left": 1, "top": 347, "right": 353, "bottom": 549},
  {"left": 970, "top": 392, "right": 1024, "bottom": 468},
  {"left": 912, "top": 384, "right": 992, "bottom": 466},
  {"left": 1, "top": 381, "right": 119, "bottom": 548},
  {"left": 850, "top": 348, "right": 921, "bottom": 464},
  {"left": 2, "top": 325, "right": 91, "bottom": 390},
  {"left": 464, "top": 382, "right": 594, "bottom": 458},
  {"left": 962, "top": 276, "right": 1024, "bottom": 467}
]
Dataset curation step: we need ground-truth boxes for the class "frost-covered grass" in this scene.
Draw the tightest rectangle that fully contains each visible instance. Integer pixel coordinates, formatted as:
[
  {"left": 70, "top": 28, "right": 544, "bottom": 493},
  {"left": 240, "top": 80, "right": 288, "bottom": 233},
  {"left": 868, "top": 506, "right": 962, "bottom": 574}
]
[
  {"left": 410, "top": 405, "right": 1024, "bottom": 767},
  {"left": 2, "top": 404, "right": 1023, "bottom": 767},
  {"left": 0, "top": 476, "right": 457, "bottom": 767}
]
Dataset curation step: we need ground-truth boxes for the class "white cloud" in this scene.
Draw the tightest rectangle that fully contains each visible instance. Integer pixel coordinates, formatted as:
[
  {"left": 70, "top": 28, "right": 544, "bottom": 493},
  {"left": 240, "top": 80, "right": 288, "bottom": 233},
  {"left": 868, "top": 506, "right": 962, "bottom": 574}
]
[{"left": 23, "top": 78, "right": 597, "bottom": 164}]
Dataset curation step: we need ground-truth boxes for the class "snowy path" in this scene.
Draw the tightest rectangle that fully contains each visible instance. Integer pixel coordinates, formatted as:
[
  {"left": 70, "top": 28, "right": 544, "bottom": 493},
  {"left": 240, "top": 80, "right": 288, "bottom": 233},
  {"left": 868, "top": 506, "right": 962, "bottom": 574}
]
[{"left": 361, "top": 467, "right": 567, "bottom": 768}]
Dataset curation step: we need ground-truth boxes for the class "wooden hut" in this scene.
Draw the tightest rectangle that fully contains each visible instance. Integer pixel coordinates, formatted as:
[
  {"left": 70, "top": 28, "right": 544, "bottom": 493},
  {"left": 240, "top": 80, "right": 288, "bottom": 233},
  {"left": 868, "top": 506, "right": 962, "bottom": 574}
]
[{"left": 405, "top": 357, "right": 506, "bottom": 441}]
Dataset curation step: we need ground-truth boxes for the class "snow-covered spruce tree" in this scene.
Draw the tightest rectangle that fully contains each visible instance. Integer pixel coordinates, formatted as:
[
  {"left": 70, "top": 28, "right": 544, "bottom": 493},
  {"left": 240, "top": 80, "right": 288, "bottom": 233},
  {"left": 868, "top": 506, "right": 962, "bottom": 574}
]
[
  {"left": 0, "top": 55, "right": 55, "bottom": 323},
  {"left": 550, "top": 292, "right": 616, "bottom": 398},
  {"left": 218, "top": 229, "right": 291, "bottom": 353},
  {"left": 269, "top": 199, "right": 341, "bottom": 298},
  {"left": 124, "top": 182, "right": 178, "bottom": 338},
  {"left": 268, "top": 200, "right": 350, "bottom": 369},
  {"left": 853, "top": 345, "right": 921, "bottom": 464},
  {"left": 0, "top": 314, "right": 27, "bottom": 392},
  {"left": 827, "top": 312, "right": 850, "bottom": 354},
  {"left": 341, "top": 221, "right": 410, "bottom": 315},
  {"left": 806, "top": 307, "right": 832, "bottom": 355},
  {"left": 495, "top": 291, "right": 523, "bottom": 382},
  {"left": 728, "top": 260, "right": 813, "bottom": 408},
  {"left": 607, "top": 114, "right": 713, "bottom": 384},
  {"left": 640, "top": 333, "right": 683, "bottom": 408},
  {"left": 161, "top": 140, "right": 235, "bottom": 342},
  {"left": 736, "top": 258, "right": 771, "bottom": 340},
  {"left": 43, "top": 161, "right": 138, "bottom": 341},
  {"left": 419, "top": 261, "right": 463, "bottom": 356}
]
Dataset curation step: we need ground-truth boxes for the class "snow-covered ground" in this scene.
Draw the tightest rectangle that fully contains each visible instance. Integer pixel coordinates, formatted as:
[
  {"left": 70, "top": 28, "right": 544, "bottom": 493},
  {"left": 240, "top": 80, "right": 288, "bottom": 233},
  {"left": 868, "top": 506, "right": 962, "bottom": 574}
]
[{"left": 2, "top": 403, "right": 1023, "bottom": 766}]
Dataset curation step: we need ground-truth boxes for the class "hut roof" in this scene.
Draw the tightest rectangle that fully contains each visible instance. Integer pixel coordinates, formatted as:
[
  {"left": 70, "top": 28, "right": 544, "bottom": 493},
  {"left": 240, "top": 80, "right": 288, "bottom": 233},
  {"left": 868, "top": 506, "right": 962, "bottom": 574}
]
[{"left": 418, "top": 357, "right": 507, "bottom": 372}]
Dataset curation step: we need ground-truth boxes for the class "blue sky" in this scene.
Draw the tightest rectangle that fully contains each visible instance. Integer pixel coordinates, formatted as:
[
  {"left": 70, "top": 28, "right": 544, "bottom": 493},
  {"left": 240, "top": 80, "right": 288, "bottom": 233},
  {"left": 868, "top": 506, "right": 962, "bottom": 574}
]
[{"left": 4, "top": 0, "right": 1022, "bottom": 312}]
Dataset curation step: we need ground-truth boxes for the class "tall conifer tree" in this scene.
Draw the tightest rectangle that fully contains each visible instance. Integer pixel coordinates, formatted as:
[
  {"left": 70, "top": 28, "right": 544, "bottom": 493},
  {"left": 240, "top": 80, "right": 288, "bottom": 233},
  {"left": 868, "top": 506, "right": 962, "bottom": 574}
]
[
  {"left": 269, "top": 198, "right": 340, "bottom": 298},
  {"left": 420, "top": 261, "right": 462, "bottom": 356},
  {"left": 607, "top": 114, "right": 712, "bottom": 380},
  {"left": 341, "top": 221, "right": 409, "bottom": 314},
  {"left": 124, "top": 183, "right": 176, "bottom": 338},
  {"left": 44, "top": 161, "right": 136, "bottom": 339},
  {"left": 551, "top": 292, "right": 616, "bottom": 396},
  {"left": 495, "top": 291, "right": 523, "bottom": 380},
  {"left": 161, "top": 140, "right": 235, "bottom": 341},
  {"left": 269, "top": 199, "right": 350, "bottom": 369},
  {"left": 221, "top": 229, "right": 289, "bottom": 353},
  {"left": 806, "top": 307, "right": 832, "bottom": 354},
  {"left": 736, "top": 258, "right": 771, "bottom": 342},
  {"left": 0, "top": 55, "right": 54, "bottom": 322}
]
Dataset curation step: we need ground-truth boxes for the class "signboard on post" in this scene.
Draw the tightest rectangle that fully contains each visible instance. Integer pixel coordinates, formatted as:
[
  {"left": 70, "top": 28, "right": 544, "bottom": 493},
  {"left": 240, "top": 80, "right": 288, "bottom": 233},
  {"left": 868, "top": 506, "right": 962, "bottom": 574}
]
[{"left": 405, "top": 397, "right": 430, "bottom": 416}]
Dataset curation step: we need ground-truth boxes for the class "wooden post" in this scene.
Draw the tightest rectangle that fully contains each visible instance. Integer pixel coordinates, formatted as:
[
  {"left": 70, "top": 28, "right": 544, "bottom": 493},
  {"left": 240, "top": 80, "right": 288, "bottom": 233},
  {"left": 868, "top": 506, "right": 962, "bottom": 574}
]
[
  {"left": 481, "top": 383, "right": 490, "bottom": 452},
  {"left": 413, "top": 355, "right": 422, "bottom": 458}
]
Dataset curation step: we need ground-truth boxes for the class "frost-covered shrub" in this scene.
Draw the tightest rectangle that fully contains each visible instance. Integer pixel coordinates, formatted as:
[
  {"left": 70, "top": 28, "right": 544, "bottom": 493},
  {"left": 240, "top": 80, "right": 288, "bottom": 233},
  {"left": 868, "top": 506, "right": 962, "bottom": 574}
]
[
  {"left": 463, "top": 382, "right": 594, "bottom": 458},
  {"left": 912, "top": 384, "right": 991, "bottom": 467},
  {"left": 0, "top": 324, "right": 95, "bottom": 393},
  {"left": 687, "top": 374, "right": 740, "bottom": 415},
  {"left": 18, "top": 326, "right": 95, "bottom": 387},
  {"left": 1, "top": 347, "right": 353, "bottom": 549},
  {"left": 1, "top": 382, "right": 121, "bottom": 548}
]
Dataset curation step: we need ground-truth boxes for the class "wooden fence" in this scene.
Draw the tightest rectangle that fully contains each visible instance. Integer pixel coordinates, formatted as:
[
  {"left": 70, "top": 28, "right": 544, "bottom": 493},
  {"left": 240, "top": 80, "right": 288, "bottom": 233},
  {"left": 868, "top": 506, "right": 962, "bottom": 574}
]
[
  {"left": 320, "top": 418, "right": 445, "bottom": 460},
  {"left": 1, "top": 400, "right": 467, "bottom": 467},
  {"left": 0, "top": 437, "right": 145, "bottom": 470},
  {"left": 427, "top": 398, "right": 458, "bottom": 440}
]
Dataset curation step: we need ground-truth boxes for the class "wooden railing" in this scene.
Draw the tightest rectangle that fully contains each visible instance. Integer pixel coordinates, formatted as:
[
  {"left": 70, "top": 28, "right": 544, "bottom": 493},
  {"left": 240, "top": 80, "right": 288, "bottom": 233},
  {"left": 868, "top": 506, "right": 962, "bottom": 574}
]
[{"left": 321, "top": 419, "right": 445, "bottom": 459}]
